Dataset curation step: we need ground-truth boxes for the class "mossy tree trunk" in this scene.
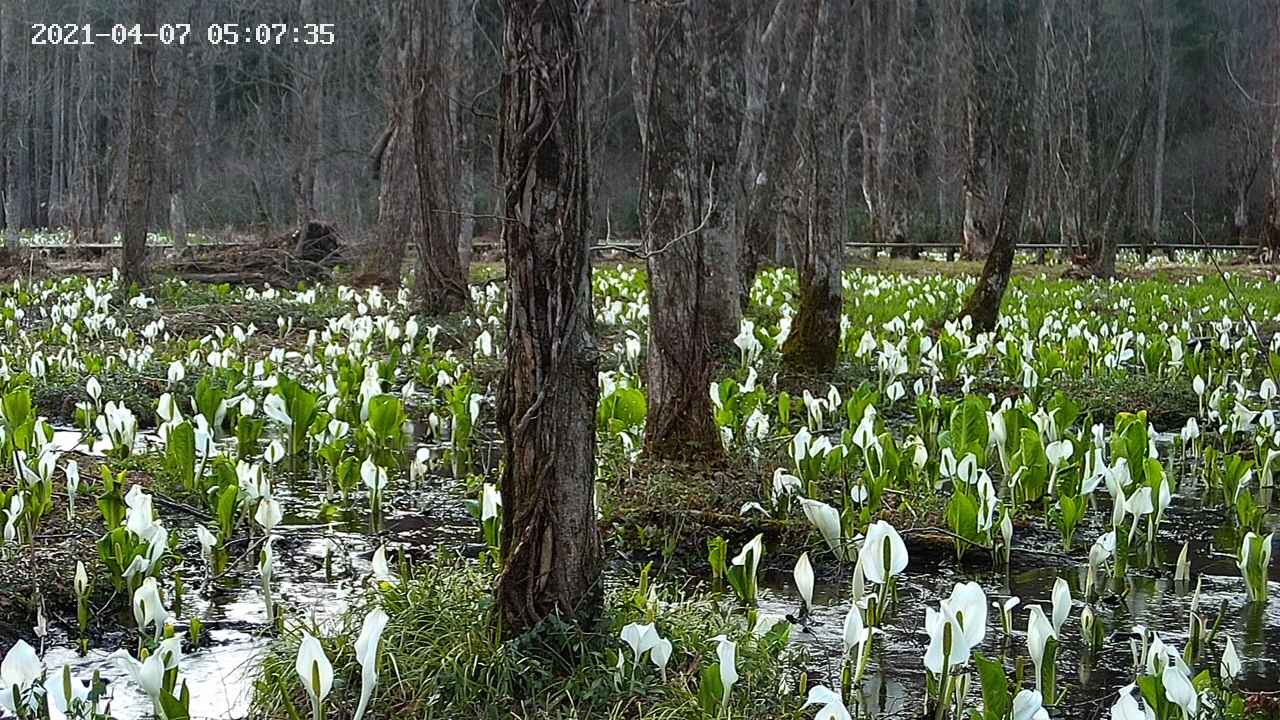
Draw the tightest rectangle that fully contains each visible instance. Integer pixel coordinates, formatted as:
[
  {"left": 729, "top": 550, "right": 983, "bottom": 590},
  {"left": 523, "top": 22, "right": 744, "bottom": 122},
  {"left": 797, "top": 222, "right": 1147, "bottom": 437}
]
[
  {"left": 494, "top": 0, "right": 602, "bottom": 633},
  {"left": 120, "top": 0, "right": 156, "bottom": 286},
  {"left": 781, "top": 0, "right": 842, "bottom": 374},
  {"left": 632, "top": 1, "right": 723, "bottom": 460}
]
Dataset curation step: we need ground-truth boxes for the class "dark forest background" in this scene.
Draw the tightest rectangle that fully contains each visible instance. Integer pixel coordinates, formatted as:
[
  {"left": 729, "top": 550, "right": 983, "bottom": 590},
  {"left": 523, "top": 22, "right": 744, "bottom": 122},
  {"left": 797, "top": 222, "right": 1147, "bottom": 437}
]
[{"left": 1, "top": 0, "right": 1279, "bottom": 267}]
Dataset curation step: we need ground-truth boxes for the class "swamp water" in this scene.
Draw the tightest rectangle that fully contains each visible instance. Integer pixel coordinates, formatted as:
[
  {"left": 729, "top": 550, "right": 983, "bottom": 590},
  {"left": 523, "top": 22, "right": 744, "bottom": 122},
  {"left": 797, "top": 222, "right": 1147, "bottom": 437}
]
[
  {"left": 37, "top": 431, "right": 478, "bottom": 719},
  {"left": 27, "top": 431, "right": 1280, "bottom": 719}
]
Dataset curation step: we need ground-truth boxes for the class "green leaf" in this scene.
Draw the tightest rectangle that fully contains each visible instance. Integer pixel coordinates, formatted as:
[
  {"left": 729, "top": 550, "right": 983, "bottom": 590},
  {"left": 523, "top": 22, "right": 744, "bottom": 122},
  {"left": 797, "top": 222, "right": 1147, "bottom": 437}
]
[
  {"left": 974, "top": 653, "right": 1010, "bottom": 720},
  {"left": 599, "top": 387, "right": 647, "bottom": 430},
  {"left": 1136, "top": 674, "right": 1165, "bottom": 716},
  {"left": 193, "top": 375, "right": 228, "bottom": 433},
  {"left": 165, "top": 421, "right": 196, "bottom": 489},
  {"left": 158, "top": 688, "right": 191, "bottom": 720},
  {"left": 215, "top": 484, "right": 239, "bottom": 540},
  {"left": 367, "top": 395, "right": 406, "bottom": 443},
  {"left": 707, "top": 537, "right": 727, "bottom": 578},
  {"left": 945, "top": 491, "right": 980, "bottom": 557},
  {"left": 2, "top": 387, "right": 32, "bottom": 428},
  {"left": 697, "top": 663, "right": 725, "bottom": 714},
  {"left": 948, "top": 396, "right": 989, "bottom": 457},
  {"left": 277, "top": 376, "right": 319, "bottom": 456}
]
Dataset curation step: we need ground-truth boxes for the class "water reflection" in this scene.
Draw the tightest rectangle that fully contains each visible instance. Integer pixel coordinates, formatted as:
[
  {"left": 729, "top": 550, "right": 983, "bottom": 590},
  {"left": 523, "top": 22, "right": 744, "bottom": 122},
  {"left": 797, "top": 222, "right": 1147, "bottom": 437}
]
[
  {"left": 758, "top": 500, "right": 1280, "bottom": 720},
  {"left": 42, "top": 439, "right": 479, "bottom": 720}
]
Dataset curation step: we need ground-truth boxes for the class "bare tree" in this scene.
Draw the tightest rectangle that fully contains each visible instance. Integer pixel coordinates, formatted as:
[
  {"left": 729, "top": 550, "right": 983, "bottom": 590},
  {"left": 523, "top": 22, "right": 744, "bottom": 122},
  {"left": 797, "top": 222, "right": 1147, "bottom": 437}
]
[
  {"left": 1266, "top": 0, "right": 1280, "bottom": 256},
  {"left": 449, "top": 0, "right": 476, "bottom": 271},
  {"left": 959, "top": 0, "right": 1040, "bottom": 331},
  {"left": 959, "top": 0, "right": 995, "bottom": 260},
  {"left": 120, "top": 0, "right": 157, "bottom": 285},
  {"left": 0, "top": 4, "right": 15, "bottom": 253},
  {"left": 291, "top": 0, "right": 325, "bottom": 243},
  {"left": 163, "top": 29, "right": 192, "bottom": 256},
  {"left": 1150, "top": 0, "right": 1171, "bottom": 248},
  {"left": 1058, "top": 0, "right": 1153, "bottom": 278},
  {"left": 632, "top": 0, "right": 722, "bottom": 460},
  {"left": 736, "top": 0, "right": 810, "bottom": 307},
  {"left": 364, "top": 0, "right": 419, "bottom": 288},
  {"left": 697, "top": 0, "right": 743, "bottom": 350},
  {"left": 494, "top": 0, "right": 602, "bottom": 632},
  {"left": 858, "top": 1, "right": 914, "bottom": 254},
  {"left": 782, "top": 0, "right": 843, "bottom": 372},
  {"left": 412, "top": 0, "right": 470, "bottom": 314}
]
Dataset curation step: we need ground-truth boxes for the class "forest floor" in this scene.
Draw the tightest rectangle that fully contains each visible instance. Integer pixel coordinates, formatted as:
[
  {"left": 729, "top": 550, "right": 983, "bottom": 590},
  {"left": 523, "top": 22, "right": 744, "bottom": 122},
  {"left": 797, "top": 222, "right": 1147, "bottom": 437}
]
[{"left": 4, "top": 255, "right": 1278, "bottom": 720}]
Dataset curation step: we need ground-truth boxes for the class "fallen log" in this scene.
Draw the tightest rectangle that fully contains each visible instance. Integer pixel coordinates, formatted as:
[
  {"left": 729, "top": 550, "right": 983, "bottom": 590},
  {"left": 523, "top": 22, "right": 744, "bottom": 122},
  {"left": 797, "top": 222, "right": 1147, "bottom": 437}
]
[{"left": 159, "top": 222, "right": 347, "bottom": 285}]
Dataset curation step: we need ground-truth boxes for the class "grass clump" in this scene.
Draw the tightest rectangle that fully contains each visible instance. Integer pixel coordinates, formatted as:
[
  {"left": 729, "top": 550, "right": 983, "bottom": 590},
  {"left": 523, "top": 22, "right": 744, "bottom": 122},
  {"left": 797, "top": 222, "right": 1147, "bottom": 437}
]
[{"left": 253, "top": 556, "right": 808, "bottom": 720}]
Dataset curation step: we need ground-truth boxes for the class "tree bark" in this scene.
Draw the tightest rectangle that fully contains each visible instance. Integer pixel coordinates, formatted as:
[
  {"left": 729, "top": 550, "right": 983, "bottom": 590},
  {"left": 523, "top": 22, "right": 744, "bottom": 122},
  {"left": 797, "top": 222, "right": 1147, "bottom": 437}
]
[
  {"left": 292, "top": 0, "right": 323, "bottom": 245},
  {"left": 0, "top": 3, "right": 14, "bottom": 251},
  {"left": 364, "top": 0, "right": 418, "bottom": 289},
  {"left": 121, "top": 0, "right": 157, "bottom": 286},
  {"left": 1267, "top": 0, "right": 1280, "bottom": 259},
  {"left": 781, "top": 0, "right": 842, "bottom": 373},
  {"left": 369, "top": 122, "right": 415, "bottom": 287},
  {"left": 960, "top": 1, "right": 994, "bottom": 261},
  {"left": 165, "top": 38, "right": 190, "bottom": 255},
  {"left": 738, "top": 5, "right": 813, "bottom": 308},
  {"left": 696, "top": 0, "right": 743, "bottom": 353},
  {"left": 633, "top": 0, "right": 723, "bottom": 461},
  {"left": 2, "top": 6, "right": 26, "bottom": 252},
  {"left": 1150, "top": 0, "right": 1171, "bottom": 247},
  {"left": 959, "top": 0, "right": 1039, "bottom": 333},
  {"left": 858, "top": 1, "right": 910, "bottom": 255},
  {"left": 412, "top": 0, "right": 469, "bottom": 314},
  {"left": 450, "top": 0, "right": 476, "bottom": 272},
  {"left": 494, "top": 0, "right": 602, "bottom": 633}
]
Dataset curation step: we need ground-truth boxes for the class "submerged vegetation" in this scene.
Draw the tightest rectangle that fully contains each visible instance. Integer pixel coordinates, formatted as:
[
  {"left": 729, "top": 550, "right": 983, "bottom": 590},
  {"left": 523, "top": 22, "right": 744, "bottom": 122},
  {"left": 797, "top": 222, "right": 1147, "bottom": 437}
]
[{"left": 0, "top": 261, "right": 1278, "bottom": 719}]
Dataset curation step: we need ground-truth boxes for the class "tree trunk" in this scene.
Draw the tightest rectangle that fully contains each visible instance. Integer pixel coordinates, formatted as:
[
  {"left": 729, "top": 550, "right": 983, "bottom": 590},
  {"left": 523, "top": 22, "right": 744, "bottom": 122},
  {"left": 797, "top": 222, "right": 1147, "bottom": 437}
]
[
  {"left": 1151, "top": 0, "right": 1171, "bottom": 247},
  {"left": 732, "top": 1, "right": 774, "bottom": 310},
  {"left": 782, "top": 0, "right": 842, "bottom": 373},
  {"left": 1267, "top": 2, "right": 1280, "bottom": 259},
  {"left": 738, "top": 5, "right": 812, "bottom": 308},
  {"left": 412, "top": 0, "right": 469, "bottom": 314},
  {"left": 494, "top": 0, "right": 602, "bottom": 633},
  {"left": 690, "top": 0, "right": 741, "bottom": 352},
  {"left": 1268, "top": 107, "right": 1280, "bottom": 257},
  {"left": 169, "top": 192, "right": 187, "bottom": 254},
  {"left": 633, "top": 1, "right": 723, "bottom": 461},
  {"left": 121, "top": 0, "right": 157, "bottom": 286},
  {"left": 959, "top": 0, "right": 1039, "bottom": 333},
  {"left": 450, "top": 0, "right": 476, "bottom": 272},
  {"left": 293, "top": 0, "right": 323, "bottom": 245},
  {"left": 369, "top": 122, "right": 415, "bottom": 287},
  {"left": 961, "top": 100, "right": 993, "bottom": 259},
  {"left": 165, "top": 43, "right": 190, "bottom": 256},
  {"left": 0, "top": 3, "right": 13, "bottom": 252},
  {"left": 364, "top": 1, "right": 418, "bottom": 289},
  {"left": 961, "top": 2, "right": 994, "bottom": 261},
  {"left": 1090, "top": 98, "right": 1152, "bottom": 277},
  {"left": 2, "top": 6, "right": 27, "bottom": 252},
  {"left": 858, "top": 2, "right": 915, "bottom": 257}
]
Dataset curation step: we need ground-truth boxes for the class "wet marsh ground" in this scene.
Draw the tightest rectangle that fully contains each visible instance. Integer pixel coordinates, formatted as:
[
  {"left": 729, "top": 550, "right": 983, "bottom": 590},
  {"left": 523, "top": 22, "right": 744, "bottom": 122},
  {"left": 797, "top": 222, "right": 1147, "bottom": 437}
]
[{"left": 2, "top": 258, "right": 1279, "bottom": 719}]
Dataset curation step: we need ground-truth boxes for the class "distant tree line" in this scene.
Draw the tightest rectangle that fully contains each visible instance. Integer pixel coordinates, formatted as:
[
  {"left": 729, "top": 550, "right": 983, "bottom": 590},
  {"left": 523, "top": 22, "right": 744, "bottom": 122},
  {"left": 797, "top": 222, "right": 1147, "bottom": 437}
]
[{"left": 2, "top": 0, "right": 1279, "bottom": 274}]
